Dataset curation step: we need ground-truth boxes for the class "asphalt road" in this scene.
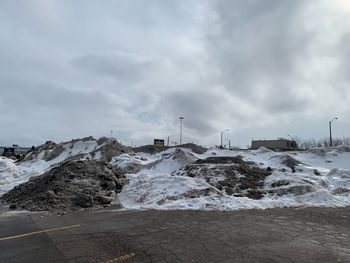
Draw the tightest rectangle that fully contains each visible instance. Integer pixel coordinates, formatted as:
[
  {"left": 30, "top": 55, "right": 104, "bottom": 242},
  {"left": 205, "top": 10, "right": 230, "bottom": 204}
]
[{"left": 0, "top": 206, "right": 349, "bottom": 263}]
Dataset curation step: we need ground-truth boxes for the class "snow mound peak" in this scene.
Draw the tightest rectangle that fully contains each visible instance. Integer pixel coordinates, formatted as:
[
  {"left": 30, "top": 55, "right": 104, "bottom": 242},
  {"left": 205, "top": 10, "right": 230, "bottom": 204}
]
[
  {"left": 20, "top": 136, "right": 131, "bottom": 165},
  {"left": 255, "top": 146, "right": 274, "bottom": 153}
]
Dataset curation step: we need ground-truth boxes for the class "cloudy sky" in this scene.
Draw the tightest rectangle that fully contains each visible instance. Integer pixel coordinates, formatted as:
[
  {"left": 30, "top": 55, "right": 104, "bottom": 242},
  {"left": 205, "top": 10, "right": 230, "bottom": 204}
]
[{"left": 0, "top": 0, "right": 349, "bottom": 147}]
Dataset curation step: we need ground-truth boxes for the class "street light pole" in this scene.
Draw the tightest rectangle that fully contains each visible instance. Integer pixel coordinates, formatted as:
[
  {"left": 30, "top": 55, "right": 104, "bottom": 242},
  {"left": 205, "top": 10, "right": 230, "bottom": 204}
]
[
  {"left": 329, "top": 117, "right": 338, "bottom": 147},
  {"left": 179, "top": 117, "right": 184, "bottom": 145},
  {"left": 226, "top": 138, "right": 231, "bottom": 150},
  {"left": 167, "top": 135, "right": 174, "bottom": 146},
  {"left": 220, "top": 129, "right": 229, "bottom": 149}
]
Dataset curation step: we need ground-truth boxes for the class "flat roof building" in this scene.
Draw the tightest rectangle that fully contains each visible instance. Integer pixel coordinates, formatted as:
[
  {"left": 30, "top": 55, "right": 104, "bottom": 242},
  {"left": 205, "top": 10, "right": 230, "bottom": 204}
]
[
  {"left": 251, "top": 139, "right": 297, "bottom": 151},
  {"left": 1, "top": 145, "right": 32, "bottom": 157}
]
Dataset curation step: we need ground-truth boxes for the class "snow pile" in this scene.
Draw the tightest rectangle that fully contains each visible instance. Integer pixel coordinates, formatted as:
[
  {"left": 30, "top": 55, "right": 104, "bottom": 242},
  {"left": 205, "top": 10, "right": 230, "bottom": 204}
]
[
  {"left": 111, "top": 148, "right": 198, "bottom": 174},
  {"left": 119, "top": 148, "right": 209, "bottom": 209},
  {"left": 1, "top": 160, "right": 126, "bottom": 211},
  {"left": 0, "top": 137, "right": 131, "bottom": 196},
  {"left": 173, "top": 156, "right": 272, "bottom": 199},
  {"left": 117, "top": 146, "right": 350, "bottom": 210},
  {"left": 22, "top": 137, "right": 99, "bottom": 164},
  {"left": 133, "top": 143, "right": 207, "bottom": 155},
  {"left": 110, "top": 150, "right": 162, "bottom": 174},
  {"left": 21, "top": 136, "right": 130, "bottom": 165},
  {"left": 119, "top": 172, "right": 218, "bottom": 210},
  {"left": 2, "top": 139, "right": 350, "bottom": 211}
]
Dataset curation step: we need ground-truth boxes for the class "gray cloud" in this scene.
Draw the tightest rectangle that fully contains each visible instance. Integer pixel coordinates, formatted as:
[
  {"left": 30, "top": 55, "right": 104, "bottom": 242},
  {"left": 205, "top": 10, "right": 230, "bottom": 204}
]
[
  {"left": 206, "top": 1, "right": 310, "bottom": 104},
  {"left": 71, "top": 52, "right": 152, "bottom": 82},
  {"left": 160, "top": 91, "right": 223, "bottom": 136},
  {"left": 0, "top": 0, "right": 349, "bottom": 147}
]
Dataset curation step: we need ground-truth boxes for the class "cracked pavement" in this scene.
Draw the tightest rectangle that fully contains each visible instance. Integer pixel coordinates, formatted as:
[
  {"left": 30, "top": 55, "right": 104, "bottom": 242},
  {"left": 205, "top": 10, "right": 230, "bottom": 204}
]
[{"left": 0, "top": 207, "right": 349, "bottom": 262}]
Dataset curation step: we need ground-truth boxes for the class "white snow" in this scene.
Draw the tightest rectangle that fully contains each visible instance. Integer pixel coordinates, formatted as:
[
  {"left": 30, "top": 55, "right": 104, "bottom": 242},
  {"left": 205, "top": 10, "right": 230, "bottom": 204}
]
[
  {"left": 52, "top": 140, "right": 98, "bottom": 163},
  {"left": 118, "top": 146, "right": 350, "bottom": 210},
  {"left": 1, "top": 142, "right": 350, "bottom": 210},
  {"left": 0, "top": 139, "right": 100, "bottom": 195},
  {"left": 0, "top": 157, "right": 24, "bottom": 185},
  {"left": 0, "top": 157, "right": 48, "bottom": 195}
]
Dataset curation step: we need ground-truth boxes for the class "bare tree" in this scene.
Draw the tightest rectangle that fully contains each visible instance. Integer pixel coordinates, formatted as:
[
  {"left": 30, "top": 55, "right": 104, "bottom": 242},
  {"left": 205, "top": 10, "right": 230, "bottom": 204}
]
[{"left": 298, "top": 137, "right": 350, "bottom": 149}]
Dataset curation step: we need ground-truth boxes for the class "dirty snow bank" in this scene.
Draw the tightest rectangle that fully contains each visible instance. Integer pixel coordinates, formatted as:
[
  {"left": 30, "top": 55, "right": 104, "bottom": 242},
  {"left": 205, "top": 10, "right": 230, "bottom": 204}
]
[
  {"left": 2, "top": 160, "right": 127, "bottom": 211},
  {"left": 0, "top": 137, "right": 130, "bottom": 196},
  {"left": 2, "top": 142, "right": 350, "bottom": 211},
  {"left": 117, "top": 147, "right": 350, "bottom": 210}
]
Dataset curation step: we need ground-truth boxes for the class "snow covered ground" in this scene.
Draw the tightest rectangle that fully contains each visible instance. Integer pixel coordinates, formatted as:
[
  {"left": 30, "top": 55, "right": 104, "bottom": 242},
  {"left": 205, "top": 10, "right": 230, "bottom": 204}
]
[
  {"left": 1, "top": 138, "right": 349, "bottom": 211},
  {"left": 117, "top": 146, "right": 350, "bottom": 210}
]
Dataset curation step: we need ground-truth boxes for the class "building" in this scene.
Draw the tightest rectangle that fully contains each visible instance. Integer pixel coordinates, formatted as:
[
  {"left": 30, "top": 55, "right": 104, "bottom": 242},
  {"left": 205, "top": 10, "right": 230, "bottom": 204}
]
[
  {"left": 251, "top": 139, "right": 297, "bottom": 151},
  {"left": 0, "top": 145, "right": 32, "bottom": 158}
]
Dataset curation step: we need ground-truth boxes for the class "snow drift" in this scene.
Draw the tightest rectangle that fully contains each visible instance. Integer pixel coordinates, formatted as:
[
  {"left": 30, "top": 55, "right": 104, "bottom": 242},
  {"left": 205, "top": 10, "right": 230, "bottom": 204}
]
[
  {"left": 116, "top": 146, "right": 350, "bottom": 210},
  {"left": 1, "top": 138, "right": 350, "bottom": 211},
  {"left": 2, "top": 159, "right": 126, "bottom": 211},
  {"left": 0, "top": 137, "right": 129, "bottom": 196}
]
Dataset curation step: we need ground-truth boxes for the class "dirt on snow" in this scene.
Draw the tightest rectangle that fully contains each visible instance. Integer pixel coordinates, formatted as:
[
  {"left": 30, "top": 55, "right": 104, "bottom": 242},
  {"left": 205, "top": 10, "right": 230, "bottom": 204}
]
[{"left": 1, "top": 159, "right": 127, "bottom": 212}]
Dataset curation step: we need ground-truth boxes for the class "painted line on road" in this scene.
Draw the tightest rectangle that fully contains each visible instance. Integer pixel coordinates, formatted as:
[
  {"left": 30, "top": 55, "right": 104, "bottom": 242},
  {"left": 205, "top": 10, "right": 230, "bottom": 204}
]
[
  {"left": 0, "top": 224, "right": 80, "bottom": 241},
  {"left": 100, "top": 252, "right": 136, "bottom": 263}
]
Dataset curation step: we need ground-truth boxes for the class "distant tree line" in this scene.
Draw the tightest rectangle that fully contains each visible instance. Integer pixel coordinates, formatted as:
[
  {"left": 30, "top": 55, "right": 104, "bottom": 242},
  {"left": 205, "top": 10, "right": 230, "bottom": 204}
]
[{"left": 292, "top": 137, "right": 350, "bottom": 150}]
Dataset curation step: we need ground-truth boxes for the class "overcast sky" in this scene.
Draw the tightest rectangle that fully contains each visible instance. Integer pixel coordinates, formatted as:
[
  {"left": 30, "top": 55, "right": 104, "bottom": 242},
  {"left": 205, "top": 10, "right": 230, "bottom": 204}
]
[{"left": 0, "top": 0, "right": 349, "bottom": 147}]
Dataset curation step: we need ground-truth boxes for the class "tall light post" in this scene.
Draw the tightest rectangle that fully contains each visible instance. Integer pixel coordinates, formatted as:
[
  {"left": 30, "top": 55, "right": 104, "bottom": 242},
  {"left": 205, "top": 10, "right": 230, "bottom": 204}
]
[
  {"left": 225, "top": 138, "right": 231, "bottom": 150},
  {"left": 329, "top": 117, "right": 338, "bottom": 147},
  {"left": 179, "top": 117, "right": 184, "bottom": 145},
  {"left": 167, "top": 135, "right": 174, "bottom": 146},
  {"left": 221, "top": 129, "right": 229, "bottom": 149}
]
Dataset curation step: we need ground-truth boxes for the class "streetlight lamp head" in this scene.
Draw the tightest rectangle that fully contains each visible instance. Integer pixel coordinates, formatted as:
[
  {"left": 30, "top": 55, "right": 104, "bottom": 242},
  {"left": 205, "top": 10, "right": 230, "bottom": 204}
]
[{"left": 330, "top": 117, "right": 339, "bottom": 122}]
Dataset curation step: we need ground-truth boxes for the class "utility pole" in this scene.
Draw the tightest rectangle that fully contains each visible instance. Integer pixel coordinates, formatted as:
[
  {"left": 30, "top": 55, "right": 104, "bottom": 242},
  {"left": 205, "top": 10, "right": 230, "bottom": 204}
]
[
  {"left": 167, "top": 136, "right": 170, "bottom": 146},
  {"left": 329, "top": 117, "right": 338, "bottom": 147},
  {"left": 226, "top": 139, "right": 231, "bottom": 150},
  {"left": 179, "top": 117, "right": 184, "bottom": 145},
  {"left": 220, "top": 129, "right": 229, "bottom": 149}
]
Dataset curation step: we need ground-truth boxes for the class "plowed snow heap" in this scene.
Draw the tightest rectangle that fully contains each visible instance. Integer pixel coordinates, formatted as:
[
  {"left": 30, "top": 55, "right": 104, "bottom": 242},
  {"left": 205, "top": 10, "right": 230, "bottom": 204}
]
[
  {"left": 1, "top": 159, "right": 126, "bottom": 212},
  {"left": 172, "top": 156, "right": 272, "bottom": 199},
  {"left": 20, "top": 136, "right": 130, "bottom": 163}
]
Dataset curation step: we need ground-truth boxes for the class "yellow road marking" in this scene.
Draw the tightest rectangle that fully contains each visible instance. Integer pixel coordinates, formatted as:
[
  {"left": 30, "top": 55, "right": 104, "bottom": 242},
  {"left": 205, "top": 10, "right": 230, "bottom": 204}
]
[
  {"left": 100, "top": 252, "right": 136, "bottom": 263},
  {"left": 0, "top": 224, "right": 80, "bottom": 241}
]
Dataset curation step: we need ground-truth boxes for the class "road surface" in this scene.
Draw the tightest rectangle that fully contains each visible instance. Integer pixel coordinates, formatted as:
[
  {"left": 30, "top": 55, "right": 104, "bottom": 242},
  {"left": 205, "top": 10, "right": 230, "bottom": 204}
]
[{"left": 0, "top": 206, "right": 349, "bottom": 262}]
